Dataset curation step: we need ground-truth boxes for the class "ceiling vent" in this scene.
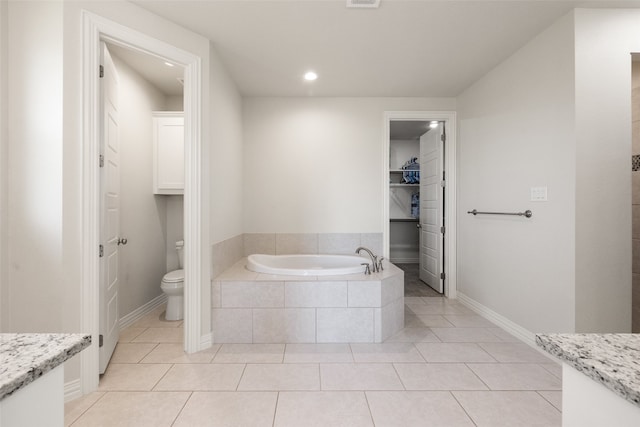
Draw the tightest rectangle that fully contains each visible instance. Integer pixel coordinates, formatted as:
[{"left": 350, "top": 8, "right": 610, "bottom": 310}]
[{"left": 346, "top": 0, "right": 380, "bottom": 8}]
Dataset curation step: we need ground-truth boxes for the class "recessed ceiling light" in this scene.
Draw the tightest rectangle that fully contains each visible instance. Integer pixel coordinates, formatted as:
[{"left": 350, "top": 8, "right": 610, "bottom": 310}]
[
  {"left": 164, "top": 61, "right": 175, "bottom": 67},
  {"left": 429, "top": 121, "right": 438, "bottom": 128},
  {"left": 304, "top": 71, "right": 318, "bottom": 81}
]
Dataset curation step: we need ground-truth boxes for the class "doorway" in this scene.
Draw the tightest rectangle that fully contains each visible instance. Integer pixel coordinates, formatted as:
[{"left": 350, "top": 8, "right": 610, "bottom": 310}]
[
  {"left": 97, "top": 41, "right": 186, "bottom": 372},
  {"left": 81, "top": 11, "right": 204, "bottom": 392},
  {"left": 383, "top": 111, "right": 457, "bottom": 298}
]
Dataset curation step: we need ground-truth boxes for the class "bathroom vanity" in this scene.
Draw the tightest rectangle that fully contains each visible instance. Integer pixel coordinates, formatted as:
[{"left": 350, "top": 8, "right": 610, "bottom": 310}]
[
  {"left": 0, "top": 333, "right": 91, "bottom": 427},
  {"left": 536, "top": 333, "right": 640, "bottom": 427}
]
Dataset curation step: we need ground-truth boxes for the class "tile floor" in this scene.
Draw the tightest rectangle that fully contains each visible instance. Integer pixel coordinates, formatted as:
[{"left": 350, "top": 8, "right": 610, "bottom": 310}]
[
  {"left": 398, "top": 263, "right": 443, "bottom": 298},
  {"left": 65, "top": 271, "right": 562, "bottom": 427}
]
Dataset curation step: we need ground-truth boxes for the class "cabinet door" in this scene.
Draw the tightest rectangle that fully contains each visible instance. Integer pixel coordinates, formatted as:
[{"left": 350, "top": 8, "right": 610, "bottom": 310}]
[{"left": 153, "top": 114, "right": 184, "bottom": 194}]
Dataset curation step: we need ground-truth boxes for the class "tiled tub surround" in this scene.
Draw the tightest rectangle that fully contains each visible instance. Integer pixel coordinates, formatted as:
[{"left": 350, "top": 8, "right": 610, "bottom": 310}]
[
  {"left": 0, "top": 333, "right": 91, "bottom": 399},
  {"left": 212, "top": 258, "right": 403, "bottom": 343},
  {"left": 211, "top": 233, "right": 383, "bottom": 279}
]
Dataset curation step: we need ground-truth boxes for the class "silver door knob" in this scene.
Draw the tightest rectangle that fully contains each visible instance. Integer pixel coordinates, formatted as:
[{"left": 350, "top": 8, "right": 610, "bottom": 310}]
[
  {"left": 117, "top": 237, "right": 128, "bottom": 246},
  {"left": 416, "top": 223, "right": 422, "bottom": 229}
]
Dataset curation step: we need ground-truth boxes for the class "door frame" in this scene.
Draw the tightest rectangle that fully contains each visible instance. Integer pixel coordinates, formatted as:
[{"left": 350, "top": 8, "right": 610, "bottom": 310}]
[
  {"left": 383, "top": 111, "right": 457, "bottom": 298},
  {"left": 81, "top": 11, "right": 204, "bottom": 392}
]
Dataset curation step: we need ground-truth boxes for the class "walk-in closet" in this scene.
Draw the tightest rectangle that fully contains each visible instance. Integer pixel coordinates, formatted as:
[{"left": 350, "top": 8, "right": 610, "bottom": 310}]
[{"left": 388, "top": 120, "right": 445, "bottom": 294}]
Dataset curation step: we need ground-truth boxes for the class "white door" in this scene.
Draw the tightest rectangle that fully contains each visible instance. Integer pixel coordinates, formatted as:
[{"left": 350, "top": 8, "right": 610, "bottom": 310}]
[
  {"left": 99, "top": 42, "right": 120, "bottom": 374},
  {"left": 419, "top": 123, "right": 444, "bottom": 293}
]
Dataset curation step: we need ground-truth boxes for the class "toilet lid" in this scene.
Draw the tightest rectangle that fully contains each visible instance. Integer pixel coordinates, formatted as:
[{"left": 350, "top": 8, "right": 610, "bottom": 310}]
[{"left": 163, "top": 269, "right": 184, "bottom": 283}]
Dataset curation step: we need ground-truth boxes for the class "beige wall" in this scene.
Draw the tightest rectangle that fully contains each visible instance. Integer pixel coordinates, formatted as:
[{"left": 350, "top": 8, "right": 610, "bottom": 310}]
[
  {"left": 4, "top": 1, "right": 66, "bottom": 332},
  {"left": 205, "top": 45, "right": 244, "bottom": 331},
  {"left": 111, "top": 53, "right": 170, "bottom": 319},
  {"left": 457, "top": 12, "right": 577, "bottom": 334},
  {"left": 242, "top": 97, "right": 456, "bottom": 234},
  {"left": 209, "top": 48, "right": 243, "bottom": 245},
  {"left": 457, "top": 8, "right": 637, "bottom": 335},
  {"left": 574, "top": 9, "right": 636, "bottom": 332},
  {"left": 166, "top": 196, "right": 184, "bottom": 271},
  {"left": 165, "top": 95, "right": 183, "bottom": 111}
]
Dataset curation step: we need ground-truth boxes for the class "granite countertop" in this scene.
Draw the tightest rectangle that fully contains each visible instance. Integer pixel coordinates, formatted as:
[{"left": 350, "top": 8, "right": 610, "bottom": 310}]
[
  {"left": 536, "top": 333, "right": 640, "bottom": 407},
  {"left": 0, "top": 333, "right": 91, "bottom": 400}
]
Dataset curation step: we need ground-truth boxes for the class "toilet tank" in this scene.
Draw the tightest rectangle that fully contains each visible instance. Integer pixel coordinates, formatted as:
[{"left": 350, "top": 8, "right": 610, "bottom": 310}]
[{"left": 176, "top": 240, "right": 184, "bottom": 268}]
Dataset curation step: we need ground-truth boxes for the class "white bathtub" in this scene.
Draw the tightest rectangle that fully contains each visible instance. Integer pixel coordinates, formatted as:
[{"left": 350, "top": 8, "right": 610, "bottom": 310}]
[{"left": 247, "top": 254, "right": 368, "bottom": 276}]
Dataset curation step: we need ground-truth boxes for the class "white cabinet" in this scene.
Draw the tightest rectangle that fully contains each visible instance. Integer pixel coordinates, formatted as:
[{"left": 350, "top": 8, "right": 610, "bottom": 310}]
[{"left": 153, "top": 112, "right": 184, "bottom": 195}]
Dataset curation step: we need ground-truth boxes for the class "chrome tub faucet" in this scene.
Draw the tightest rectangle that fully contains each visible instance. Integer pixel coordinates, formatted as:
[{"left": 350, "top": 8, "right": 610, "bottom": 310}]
[{"left": 356, "top": 246, "right": 381, "bottom": 274}]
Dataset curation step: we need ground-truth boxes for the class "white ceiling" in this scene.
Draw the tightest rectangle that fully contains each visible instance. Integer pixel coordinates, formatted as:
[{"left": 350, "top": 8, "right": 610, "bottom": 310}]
[
  {"left": 132, "top": 0, "right": 640, "bottom": 98},
  {"left": 390, "top": 120, "right": 433, "bottom": 140},
  {"left": 107, "top": 42, "right": 185, "bottom": 96}
]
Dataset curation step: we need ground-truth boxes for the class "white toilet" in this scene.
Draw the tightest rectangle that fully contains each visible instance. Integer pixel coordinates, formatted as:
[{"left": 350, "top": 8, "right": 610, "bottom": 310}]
[{"left": 161, "top": 240, "right": 184, "bottom": 321}]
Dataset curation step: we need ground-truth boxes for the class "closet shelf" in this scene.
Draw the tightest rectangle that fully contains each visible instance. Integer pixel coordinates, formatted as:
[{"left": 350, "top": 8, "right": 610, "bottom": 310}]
[
  {"left": 390, "top": 169, "right": 420, "bottom": 173},
  {"left": 389, "top": 183, "right": 419, "bottom": 187},
  {"left": 390, "top": 217, "right": 419, "bottom": 222}
]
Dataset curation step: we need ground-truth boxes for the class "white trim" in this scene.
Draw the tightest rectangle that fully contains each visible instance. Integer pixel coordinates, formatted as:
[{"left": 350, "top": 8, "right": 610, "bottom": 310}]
[
  {"left": 64, "top": 379, "right": 82, "bottom": 403},
  {"left": 81, "top": 11, "right": 204, "bottom": 394},
  {"left": 457, "top": 292, "right": 557, "bottom": 362},
  {"left": 457, "top": 292, "right": 535, "bottom": 345},
  {"left": 182, "top": 51, "right": 203, "bottom": 355},
  {"left": 455, "top": 292, "right": 551, "bottom": 362},
  {"left": 389, "top": 257, "right": 419, "bottom": 264},
  {"left": 118, "top": 294, "right": 168, "bottom": 330},
  {"left": 382, "top": 111, "right": 457, "bottom": 299}
]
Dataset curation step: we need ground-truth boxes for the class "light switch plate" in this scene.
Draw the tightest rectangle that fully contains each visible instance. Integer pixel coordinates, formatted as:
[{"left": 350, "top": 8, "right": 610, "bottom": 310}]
[{"left": 530, "top": 186, "right": 548, "bottom": 201}]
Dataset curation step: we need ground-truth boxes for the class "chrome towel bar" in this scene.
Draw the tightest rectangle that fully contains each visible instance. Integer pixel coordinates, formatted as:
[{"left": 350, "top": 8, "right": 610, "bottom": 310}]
[{"left": 467, "top": 209, "right": 533, "bottom": 218}]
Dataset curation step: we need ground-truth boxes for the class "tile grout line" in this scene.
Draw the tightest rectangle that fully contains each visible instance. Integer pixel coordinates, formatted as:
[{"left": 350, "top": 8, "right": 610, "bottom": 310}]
[
  {"left": 209, "top": 342, "right": 224, "bottom": 363},
  {"left": 464, "top": 362, "right": 493, "bottom": 391},
  {"left": 236, "top": 363, "right": 248, "bottom": 391},
  {"left": 271, "top": 391, "right": 280, "bottom": 427},
  {"left": 126, "top": 326, "right": 148, "bottom": 342},
  {"left": 362, "top": 391, "right": 377, "bottom": 427},
  {"left": 169, "top": 391, "right": 193, "bottom": 427},
  {"left": 412, "top": 342, "right": 427, "bottom": 363},
  {"left": 475, "top": 343, "right": 499, "bottom": 363},
  {"left": 67, "top": 391, "right": 109, "bottom": 426},
  {"left": 449, "top": 390, "right": 480, "bottom": 427},
  {"left": 536, "top": 390, "right": 563, "bottom": 413},
  {"left": 137, "top": 342, "right": 160, "bottom": 363},
  {"left": 150, "top": 362, "right": 176, "bottom": 391},
  {"left": 390, "top": 363, "right": 408, "bottom": 391}
]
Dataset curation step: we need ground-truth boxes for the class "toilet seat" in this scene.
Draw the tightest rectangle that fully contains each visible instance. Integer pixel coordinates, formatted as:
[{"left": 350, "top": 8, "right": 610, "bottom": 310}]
[{"left": 162, "top": 269, "right": 184, "bottom": 284}]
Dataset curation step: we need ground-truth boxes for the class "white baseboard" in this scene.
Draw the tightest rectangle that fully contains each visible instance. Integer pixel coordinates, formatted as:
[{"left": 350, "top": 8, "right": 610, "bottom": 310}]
[
  {"left": 456, "top": 292, "right": 538, "bottom": 348},
  {"left": 390, "top": 257, "right": 419, "bottom": 264},
  {"left": 119, "top": 294, "right": 168, "bottom": 330},
  {"left": 64, "top": 379, "right": 81, "bottom": 402},
  {"left": 200, "top": 332, "right": 212, "bottom": 350}
]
